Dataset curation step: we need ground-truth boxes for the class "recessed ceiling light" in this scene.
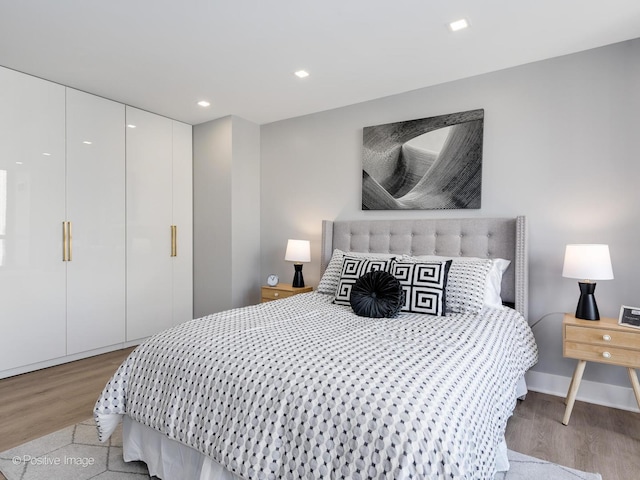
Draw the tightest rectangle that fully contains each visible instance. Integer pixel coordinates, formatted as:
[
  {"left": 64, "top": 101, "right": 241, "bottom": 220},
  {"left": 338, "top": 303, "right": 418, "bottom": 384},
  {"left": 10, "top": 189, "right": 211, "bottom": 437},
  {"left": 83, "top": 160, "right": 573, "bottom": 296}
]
[
  {"left": 42, "top": 153, "right": 51, "bottom": 156},
  {"left": 83, "top": 141, "right": 92, "bottom": 145},
  {"left": 448, "top": 18, "right": 469, "bottom": 32},
  {"left": 127, "top": 124, "right": 136, "bottom": 129},
  {"left": 197, "top": 100, "right": 211, "bottom": 107},
  {"left": 15, "top": 161, "right": 23, "bottom": 165},
  {"left": 294, "top": 70, "right": 309, "bottom": 79}
]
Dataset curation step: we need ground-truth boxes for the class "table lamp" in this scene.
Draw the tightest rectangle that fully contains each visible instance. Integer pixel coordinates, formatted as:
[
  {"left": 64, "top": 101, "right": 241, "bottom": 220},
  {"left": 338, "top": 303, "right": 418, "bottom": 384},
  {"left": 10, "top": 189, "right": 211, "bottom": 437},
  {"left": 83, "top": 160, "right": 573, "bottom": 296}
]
[
  {"left": 562, "top": 244, "right": 614, "bottom": 320},
  {"left": 285, "top": 239, "right": 310, "bottom": 288}
]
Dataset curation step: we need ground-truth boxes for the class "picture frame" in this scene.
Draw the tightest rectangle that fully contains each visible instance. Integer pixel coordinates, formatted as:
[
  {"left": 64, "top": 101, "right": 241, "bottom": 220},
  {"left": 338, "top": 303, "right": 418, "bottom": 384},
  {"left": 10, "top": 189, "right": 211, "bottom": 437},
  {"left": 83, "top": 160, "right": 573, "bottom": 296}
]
[
  {"left": 362, "top": 109, "right": 484, "bottom": 210},
  {"left": 618, "top": 305, "right": 640, "bottom": 329}
]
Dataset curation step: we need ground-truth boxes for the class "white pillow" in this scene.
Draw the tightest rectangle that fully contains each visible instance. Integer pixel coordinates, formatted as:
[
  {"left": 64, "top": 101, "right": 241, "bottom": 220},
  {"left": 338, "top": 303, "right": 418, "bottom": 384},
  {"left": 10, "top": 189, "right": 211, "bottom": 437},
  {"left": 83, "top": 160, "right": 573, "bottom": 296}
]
[
  {"left": 317, "top": 249, "right": 397, "bottom": 295},
  {"left": 408, "top": 255, "right": 511, "bottom": 312},
  {"left": 485, "top": 258, "right": 511, "bottom": 308}
]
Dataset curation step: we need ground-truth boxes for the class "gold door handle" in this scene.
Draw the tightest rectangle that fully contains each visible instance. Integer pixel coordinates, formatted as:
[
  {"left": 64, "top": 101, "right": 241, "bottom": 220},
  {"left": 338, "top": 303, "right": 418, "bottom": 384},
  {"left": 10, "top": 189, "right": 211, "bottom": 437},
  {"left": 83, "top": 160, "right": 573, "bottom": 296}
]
[
  {"left": 170, "top": 225, "right": 177, "bottom": 257},
  {"left": 62, "top": 222, "right": 68, "bottom": 261},
  {"left": 63, "top": 221, "right": 73, "bottom": 261}
]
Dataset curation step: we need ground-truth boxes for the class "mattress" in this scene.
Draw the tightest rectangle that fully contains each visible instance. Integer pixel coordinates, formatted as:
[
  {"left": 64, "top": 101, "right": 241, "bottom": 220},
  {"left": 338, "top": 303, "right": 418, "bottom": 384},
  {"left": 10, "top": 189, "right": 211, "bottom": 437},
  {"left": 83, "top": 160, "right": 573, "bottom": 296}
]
[{"left": 95, "top": 292, "right": 538, "bottom": 479}]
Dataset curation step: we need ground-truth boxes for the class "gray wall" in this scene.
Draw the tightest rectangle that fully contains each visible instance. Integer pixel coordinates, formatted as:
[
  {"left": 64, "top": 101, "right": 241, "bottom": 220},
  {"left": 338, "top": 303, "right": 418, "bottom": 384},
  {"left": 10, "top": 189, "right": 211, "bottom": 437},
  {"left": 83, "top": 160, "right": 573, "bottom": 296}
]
[
  {"left": 193, "top": 115, "right": 260, "bottom": 317},
  {"left": 260, "top": 38, "right": 640, "bottom": 387},
  {"left": 230, "top": 116, "right": 261, "bottom": 307}
]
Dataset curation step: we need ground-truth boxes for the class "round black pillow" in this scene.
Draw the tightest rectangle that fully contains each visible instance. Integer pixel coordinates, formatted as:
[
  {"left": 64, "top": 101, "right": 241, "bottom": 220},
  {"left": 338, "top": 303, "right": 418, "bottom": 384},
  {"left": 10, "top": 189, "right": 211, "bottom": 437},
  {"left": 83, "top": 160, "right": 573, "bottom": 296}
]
[{"left": 350, "top": 270, "right": 404, "bottom": 318}]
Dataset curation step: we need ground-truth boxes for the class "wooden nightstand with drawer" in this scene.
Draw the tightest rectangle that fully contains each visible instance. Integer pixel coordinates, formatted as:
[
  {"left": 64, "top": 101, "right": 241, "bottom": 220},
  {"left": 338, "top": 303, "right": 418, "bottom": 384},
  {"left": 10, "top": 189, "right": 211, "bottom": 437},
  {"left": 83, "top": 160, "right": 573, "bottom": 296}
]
[
  {"left": 261, "top": 284, "right": 312, "bottom": 303},
  {"left": 562, "top": 313, "right": 640, "bottom": 425}
]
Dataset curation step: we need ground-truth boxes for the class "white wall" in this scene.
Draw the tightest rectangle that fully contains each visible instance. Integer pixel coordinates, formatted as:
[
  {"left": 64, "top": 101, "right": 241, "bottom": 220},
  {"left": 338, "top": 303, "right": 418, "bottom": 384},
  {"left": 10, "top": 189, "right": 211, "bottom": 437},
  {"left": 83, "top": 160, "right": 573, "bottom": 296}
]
[{"left": 260, "top": 38, "right": 640, "bottom": 389}]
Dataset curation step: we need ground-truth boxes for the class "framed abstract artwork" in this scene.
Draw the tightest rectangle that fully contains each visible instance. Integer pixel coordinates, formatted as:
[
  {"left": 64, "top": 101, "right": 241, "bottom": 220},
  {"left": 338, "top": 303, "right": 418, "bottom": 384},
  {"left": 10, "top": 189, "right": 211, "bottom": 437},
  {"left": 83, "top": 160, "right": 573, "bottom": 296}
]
[{"left": 362, "top": 109, "right": 484, "bottom": 210}]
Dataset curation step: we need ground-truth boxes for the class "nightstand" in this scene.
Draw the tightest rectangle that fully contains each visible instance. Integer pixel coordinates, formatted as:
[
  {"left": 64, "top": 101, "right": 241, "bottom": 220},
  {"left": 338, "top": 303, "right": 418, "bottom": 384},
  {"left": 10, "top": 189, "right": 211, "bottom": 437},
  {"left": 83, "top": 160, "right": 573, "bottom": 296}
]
[
  {"left": 261, "top": 283, "right": 312, "bottom": 303},
  {"left": 562, "top": 313, "right": 640, "bottom": 425}
]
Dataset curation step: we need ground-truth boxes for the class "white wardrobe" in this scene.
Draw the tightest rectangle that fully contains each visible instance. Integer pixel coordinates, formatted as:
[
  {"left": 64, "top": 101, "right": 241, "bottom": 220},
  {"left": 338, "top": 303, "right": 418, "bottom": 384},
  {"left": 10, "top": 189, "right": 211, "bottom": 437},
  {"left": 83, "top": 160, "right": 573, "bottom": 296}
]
[
  {"left": 0, "top": 66, "right": 193, "bottom": 378},
  {"left": 126, "top": 106, "right": 193, "bottom": 342},
  {"left": 0, "top": 67, "right": 67, "bottom": 372},
  {"left": 66, "top": 88, "right": 127, "bottom": 355}
]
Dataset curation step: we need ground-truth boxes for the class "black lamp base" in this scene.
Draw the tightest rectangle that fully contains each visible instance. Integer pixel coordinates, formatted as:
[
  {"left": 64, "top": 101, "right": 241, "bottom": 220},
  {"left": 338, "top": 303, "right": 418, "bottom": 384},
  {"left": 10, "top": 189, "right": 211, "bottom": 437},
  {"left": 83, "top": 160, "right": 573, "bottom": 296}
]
[
  {"left": 575, "top": 281, "right": 600, "bottom": 320},
  {"left": 292, "top": 263, "right": 305, "bottom": 288}
]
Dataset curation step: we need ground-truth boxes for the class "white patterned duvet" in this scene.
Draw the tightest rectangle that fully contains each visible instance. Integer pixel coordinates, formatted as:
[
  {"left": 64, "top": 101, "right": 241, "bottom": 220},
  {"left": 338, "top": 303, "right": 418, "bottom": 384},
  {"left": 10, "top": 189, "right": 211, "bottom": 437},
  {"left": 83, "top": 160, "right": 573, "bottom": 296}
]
[{"left": 95, "top": 292, "right": 538, "bottom": 479}]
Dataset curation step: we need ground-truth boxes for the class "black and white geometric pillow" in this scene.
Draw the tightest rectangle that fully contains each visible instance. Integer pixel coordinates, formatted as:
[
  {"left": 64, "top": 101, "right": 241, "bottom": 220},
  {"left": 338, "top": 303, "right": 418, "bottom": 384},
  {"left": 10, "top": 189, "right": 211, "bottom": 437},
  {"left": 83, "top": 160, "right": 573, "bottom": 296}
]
[
  {"left": 317, "top": 249, "right": 397, "bottom": 295},
  {"left": 392, "top": 261, "right": 451, "bottom": 315},
  {"left": 333, "top": 257, "right": 394, "bottom": 305},
  {"left": 402, "top": 255, "right": 500, "bottom": 313}
]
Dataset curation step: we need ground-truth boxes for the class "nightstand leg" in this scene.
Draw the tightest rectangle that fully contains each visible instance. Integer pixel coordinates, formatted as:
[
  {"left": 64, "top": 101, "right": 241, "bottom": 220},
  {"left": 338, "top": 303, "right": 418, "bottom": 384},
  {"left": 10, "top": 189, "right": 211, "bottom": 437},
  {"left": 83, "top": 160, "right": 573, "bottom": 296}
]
[
  {"left": 563, "top": 360, "right": 587, "bottom": 426},
  {"left": 627, "top": 368, "right": 640, "bottom": 410},
  {"left": 564, "top": 374, "right": 575, "bottom": 405}
]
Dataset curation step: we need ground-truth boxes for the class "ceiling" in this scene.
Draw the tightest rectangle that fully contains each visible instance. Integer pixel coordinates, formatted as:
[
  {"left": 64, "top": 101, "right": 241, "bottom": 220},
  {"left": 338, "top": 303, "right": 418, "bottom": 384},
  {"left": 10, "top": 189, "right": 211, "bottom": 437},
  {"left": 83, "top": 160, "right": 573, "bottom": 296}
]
[{"left": 1, "top": 1, "right": 640, "bottom": 126}]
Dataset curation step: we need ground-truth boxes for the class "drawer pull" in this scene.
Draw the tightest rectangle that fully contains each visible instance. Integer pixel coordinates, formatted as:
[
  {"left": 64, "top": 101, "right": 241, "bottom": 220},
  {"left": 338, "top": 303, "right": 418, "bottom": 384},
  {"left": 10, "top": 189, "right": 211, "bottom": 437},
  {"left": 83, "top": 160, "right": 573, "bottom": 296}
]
[
  {"left": 602, "top": 351, "right": 612, "bottom": 359},
  {"left": 274, "top": 293, "right": 279, "bottom": 297},
  {"left": 602, "top": 334, "right": 611, "bottom": 341}
]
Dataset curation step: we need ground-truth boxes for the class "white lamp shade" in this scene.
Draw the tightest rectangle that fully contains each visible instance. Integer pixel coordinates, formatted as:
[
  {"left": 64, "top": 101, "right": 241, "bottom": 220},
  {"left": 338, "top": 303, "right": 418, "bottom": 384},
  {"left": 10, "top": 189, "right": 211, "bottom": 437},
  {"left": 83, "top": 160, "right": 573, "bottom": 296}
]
[
  {"left": 562, "top": 244, "right": 614, "bottom": 281},
  {"left": 285, "top": 239, "right": 311, "bottom": 263}
]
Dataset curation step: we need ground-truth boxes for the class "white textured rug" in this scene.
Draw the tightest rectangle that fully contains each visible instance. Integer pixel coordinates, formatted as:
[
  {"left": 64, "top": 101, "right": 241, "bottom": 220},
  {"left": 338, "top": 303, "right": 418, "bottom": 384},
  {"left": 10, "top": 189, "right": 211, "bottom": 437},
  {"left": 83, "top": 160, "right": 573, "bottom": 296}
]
[{"left": 0, "top": 419, "right": 602, "bottom": 480}]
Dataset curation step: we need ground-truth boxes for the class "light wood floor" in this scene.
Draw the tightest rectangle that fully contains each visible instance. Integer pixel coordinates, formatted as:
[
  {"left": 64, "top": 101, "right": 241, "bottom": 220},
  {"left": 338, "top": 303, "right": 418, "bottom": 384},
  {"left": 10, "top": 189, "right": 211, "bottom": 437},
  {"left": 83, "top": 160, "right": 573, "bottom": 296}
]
[
  {"left": 1, "top": 349, "right": 639, "bottom": 480},
  {"left": 0, "top": 348, "right": 136, "bottom": 463},
  {"left": 505, "top": 388, "right": 640, "bottom": 479}
]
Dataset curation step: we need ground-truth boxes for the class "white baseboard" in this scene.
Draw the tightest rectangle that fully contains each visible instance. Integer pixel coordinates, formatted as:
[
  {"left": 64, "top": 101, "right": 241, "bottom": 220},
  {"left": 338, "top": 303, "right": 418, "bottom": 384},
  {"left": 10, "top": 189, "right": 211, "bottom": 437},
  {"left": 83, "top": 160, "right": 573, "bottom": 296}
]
[
  {"left": 525, "top": 370, "right": 639, "bottom": 413},
  {"left": 0, "top": 340, "right": 141, "bottom": 380}
]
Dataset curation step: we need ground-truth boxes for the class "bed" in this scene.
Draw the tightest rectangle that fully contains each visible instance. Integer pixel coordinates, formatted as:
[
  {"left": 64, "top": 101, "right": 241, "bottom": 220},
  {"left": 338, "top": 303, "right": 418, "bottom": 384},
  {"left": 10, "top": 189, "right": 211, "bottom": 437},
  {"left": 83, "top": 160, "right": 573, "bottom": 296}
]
[{"left": 95, "top": 216, "right": 538, "bottom": 480}]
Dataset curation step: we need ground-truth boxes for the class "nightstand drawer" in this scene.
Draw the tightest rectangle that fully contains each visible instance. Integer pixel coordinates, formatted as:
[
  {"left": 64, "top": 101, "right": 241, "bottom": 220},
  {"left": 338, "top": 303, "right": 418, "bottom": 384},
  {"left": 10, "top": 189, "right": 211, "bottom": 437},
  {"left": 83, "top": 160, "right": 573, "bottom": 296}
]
[
  {"left": 564, "top": 341, "right": 640, "bottom": 368},
  {"left": 261, "top": 284, "right": 312, "bottom": 303},
  {"left": 565, "top": 325, "right": 640, "bottom": 350},
  {"left": 262, "top": 289, "right": 294, "bottom": 301}
]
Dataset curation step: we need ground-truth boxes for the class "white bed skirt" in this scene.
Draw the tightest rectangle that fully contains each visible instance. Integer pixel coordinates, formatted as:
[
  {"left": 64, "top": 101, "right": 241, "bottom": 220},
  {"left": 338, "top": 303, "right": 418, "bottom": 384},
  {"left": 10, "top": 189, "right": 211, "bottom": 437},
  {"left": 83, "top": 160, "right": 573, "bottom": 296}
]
[
  {"left": 123, "top": 415, "right": 240, "bottom": 480},
  {"left": 122, "top": 374, "right": 529, "bottom": 480}
]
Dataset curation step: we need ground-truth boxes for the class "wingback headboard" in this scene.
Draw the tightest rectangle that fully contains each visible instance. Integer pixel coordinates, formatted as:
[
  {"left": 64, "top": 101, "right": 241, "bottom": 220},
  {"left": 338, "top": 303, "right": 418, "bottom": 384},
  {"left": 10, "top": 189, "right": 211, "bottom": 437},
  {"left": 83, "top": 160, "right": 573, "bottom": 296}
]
[{"left": 320, "top": 217, "right": 528, "bottom": 319}]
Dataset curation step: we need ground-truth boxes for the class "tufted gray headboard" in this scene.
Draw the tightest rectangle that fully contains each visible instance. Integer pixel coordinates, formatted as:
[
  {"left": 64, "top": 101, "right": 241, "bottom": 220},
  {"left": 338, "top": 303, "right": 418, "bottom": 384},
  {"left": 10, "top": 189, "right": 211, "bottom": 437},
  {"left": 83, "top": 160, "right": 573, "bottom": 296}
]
[{"left": 321, "top": 217, "right": 528, "bottom": 319}]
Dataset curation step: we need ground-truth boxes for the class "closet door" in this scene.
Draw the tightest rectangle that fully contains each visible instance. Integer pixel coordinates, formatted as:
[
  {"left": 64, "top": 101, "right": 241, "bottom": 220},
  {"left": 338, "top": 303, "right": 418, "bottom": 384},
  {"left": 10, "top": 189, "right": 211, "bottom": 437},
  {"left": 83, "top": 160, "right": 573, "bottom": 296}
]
[
  {"left": 172, "top": 120, "right": 193, "bottom": 324},
  {"left": 0, "top": 67, "right": 66, "bottom": 372},
  {"left": 66, "top": 89, "right": 126, "bottom": 354},
  {"left": 126, "top": 106, "right": 174, "bottom": 341}
]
